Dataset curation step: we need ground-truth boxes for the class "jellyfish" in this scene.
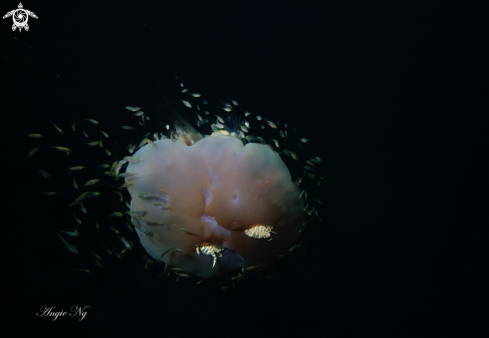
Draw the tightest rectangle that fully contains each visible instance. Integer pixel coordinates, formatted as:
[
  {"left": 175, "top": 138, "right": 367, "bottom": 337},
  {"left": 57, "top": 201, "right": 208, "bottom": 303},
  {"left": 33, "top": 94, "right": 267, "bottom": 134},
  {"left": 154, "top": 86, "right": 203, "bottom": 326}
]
[
  {"left": 127, "top": 132, "right": 304, "bottom": 278},
  {"left": 28, "top": 81, "right": 323, "bottom": 283}
]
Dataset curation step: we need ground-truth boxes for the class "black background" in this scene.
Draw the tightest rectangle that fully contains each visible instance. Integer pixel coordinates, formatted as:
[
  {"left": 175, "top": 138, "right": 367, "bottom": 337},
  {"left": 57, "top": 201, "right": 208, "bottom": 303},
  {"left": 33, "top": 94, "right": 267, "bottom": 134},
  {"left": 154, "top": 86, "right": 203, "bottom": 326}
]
[{"left": 1, "top": 0, "right": 486, "bottom": 336}]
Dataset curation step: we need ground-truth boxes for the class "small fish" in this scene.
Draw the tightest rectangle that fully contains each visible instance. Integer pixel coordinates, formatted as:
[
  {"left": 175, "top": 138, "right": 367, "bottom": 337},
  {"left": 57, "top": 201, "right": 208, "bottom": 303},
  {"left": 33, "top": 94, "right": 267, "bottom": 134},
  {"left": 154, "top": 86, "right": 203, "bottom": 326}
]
[
  {"left": 59, "top": 225, "right": 80, "bottom": 237},
  {"left": 121, "top": 126, "right": 136, "bottom": 130},
  {"left": 68, "top": 191, "right": 101, "bottom": 206},
  {"left": 289, "top": 243, "right": 301, "bottom": 252},
  {"left": 157, "top": 247, "right": 173, "bottom": 261},
  {"left": 222, "top": 107, "right": 232, "bottom": 112},
  {"left": 181, "top": 88, "right": 189, "bottom": 93},
  {"left": 118, "top": 172, "right": 137, "bottom": 178},
  {"left": 317, "top": 177, "right": 327, "bottom": 186},
  {"left": 106, "top": 150, "right": 111, "bottom": 156},
  {"left": 146, "top": 138, "right": 156, "bottom": 148},
  {"left": 50, "top": 121, "right": 64, "bottom": 134},
  {"left": 52, "top": 146, "right": 71, "bottom": 154},
  {"left": 86, "top": 119, "right": 99, "bottom": 125},
  {"left": 110, "top": 212, "right": 123, "bottom": 217},
  {"left": 26, "top": 133, "right": 44, "bottom": 139},
  {"left": 132, "top": 111, "right": 144, "bottom": 117},
  {"left": 74, "top": 214, "right": 82, "bottom": 224},
  {"left": 143, "top": 220, "right": 165, "bottom": 226},
  {"left": 99, "top": 164, "right": 110, "bottom": 168},
  {"left": 153, "top": 202, "right": 168, "bottom": 209},
  {"left": 92, "top": 250, "right": 102, "bottom": 261},
  {"left": 82, "top": 130, "right": 89, "bottom": 138},
  {"left": 138, "top": 192, "right": 158, "bottom": 199},
  {"left": 126, "top": 210, "right": 147, "bottom": 217},
  {"left": 240, "top": 125, "right": 249, "bottom": 133},
  {"left": 190, "top": 93, "right": 201, "bottom": 97},
  {"left": 128, "top": 143, "right": 136, "bottom": 154},
  {"left": 66, "top": 166, "right": 85, "bottom": 171},
  {"left": 100, "top": 131, "right": 109, "bottom": 138},
  {"left": 118, "top": 236, "right": 133, "bottom": 250},
  {"left": 216, "top": 115, "right": 225, "bottom": 124},
  {"left": 123, "top": 156, "right": 141, "bottom": 163},
  {"left": 99, "top": 140, "right": 103, "bottom": 148},
  {"left": 181, "top": 100, "right": 192, "bottom": 108},
  {"left": 245, "top": 112, "right": 251, "bottom": 116},
  {"left": 38, "top": 169, "right": 52, "bottom": 178},
  {"left": 125, "top": 106, "right": 142, "bottom": 112},
  {"left": 180, "top": 228, "right": 196, "bottom": 235},
  {"left": 28, "top": 145, "right": 41, "bottom": 157},
  {"left": 256, "top": 115, "right": 262, "bottom": 120},
  {"left": 120, "top": 182, "right": 133, "bottom": 188},
  {"left": 113, "top": 191, "right": 124, "bottom": 203},
  {"left": 42, "top": 191, "right": 58, "bottom": 196},
  {"left": 301, "top": 138, "right": 309, "bottom": 143},
  {"left": 267, "top": 120, "right": 277, "bottom": 129},
  {"left": 112, "top": 161, "right": 123, "bottom": 176},
  {"left": 231, "top": 100, "right": 238, "bottom": 106},
  {"left": 85, "top": 141, "right": 99, "bottom": 147},
  {"left": 75, "top": 269, "right": 92, "bottom": 273},
  {"left": 73, "top": 177, "right": 78, "bottom": 189},
  {"left": 72, "top": 121, "right": 78, "bottom": 131},
  {"left": 56, "top": 233, "right": 78, "bottom": 254},
  {"left": 174, "top": 272, "right": 190, "bottom": 278},
  {"left": 245, "top": 135, "right": 259, "bottom": 142},
  {"left": 82, "top": 179, "right": 100, "bottom": 187},
  {"left": 137, "top": 139, "right": 148, "bottom": 149}
]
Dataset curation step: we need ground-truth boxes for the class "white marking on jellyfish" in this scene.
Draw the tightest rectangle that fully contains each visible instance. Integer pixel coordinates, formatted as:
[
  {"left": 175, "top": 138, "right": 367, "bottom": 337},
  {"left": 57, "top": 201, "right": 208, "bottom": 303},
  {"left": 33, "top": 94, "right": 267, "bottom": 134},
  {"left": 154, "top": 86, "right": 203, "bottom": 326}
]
[
  {"left": 231, "top": 192, "right": 239, "bottom": 205},
  {"left": 205, "top": 161, "right": 221, "bottom": 188},
  {"left": 202, "top": 187, "right": 213, "bottom": 206},
  {"left": 160, "top": 191, "right": 169, "bottom": 204},
  {"left": 200, "top": 214, "right": 231, "bottom": 236},
  {"left": 153, "top": 191, "right": 169, "bottom": 209}
]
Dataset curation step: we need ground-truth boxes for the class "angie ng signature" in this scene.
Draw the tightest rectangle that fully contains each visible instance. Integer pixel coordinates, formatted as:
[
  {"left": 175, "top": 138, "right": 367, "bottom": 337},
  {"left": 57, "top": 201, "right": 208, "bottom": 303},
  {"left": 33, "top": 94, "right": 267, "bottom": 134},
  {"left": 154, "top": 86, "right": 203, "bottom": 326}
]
[{"left": 36, "top": 305, "right": 91, "bottom": 321}]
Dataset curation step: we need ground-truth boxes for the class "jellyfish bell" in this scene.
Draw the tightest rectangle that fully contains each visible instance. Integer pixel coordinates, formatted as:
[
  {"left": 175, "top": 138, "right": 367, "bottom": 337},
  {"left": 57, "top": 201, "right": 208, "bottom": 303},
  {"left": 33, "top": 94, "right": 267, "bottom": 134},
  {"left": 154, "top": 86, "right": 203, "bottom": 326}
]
[
  {"left": 126, "top": 130, "right": 304, "bottom": 278},
  {"left": 28, "top": 76, "right": 322, "bottom": 284}
]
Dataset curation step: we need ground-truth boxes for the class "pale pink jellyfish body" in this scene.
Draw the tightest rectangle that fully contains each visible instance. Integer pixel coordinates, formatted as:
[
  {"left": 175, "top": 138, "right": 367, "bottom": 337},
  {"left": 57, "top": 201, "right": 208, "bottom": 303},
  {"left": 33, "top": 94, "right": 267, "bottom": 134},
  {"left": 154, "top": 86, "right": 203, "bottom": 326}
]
[{"left": 126, "top": 135, "right": 304, "bottom": 278}]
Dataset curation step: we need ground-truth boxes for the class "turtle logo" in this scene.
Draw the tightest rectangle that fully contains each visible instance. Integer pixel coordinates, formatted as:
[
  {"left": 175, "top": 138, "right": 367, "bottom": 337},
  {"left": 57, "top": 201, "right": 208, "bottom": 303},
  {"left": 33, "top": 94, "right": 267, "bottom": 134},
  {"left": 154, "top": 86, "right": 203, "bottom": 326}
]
[{"left": 3, "top": 3, "right": 38, "bottom": 32}]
